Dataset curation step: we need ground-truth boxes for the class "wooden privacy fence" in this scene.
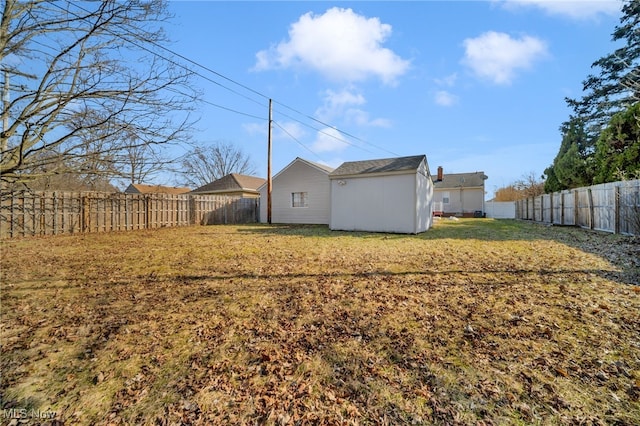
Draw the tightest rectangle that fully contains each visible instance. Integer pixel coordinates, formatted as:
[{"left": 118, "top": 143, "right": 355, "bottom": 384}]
[
  {"left": 515, "top": 179, "right": 640, "bottom": 236},
  {"left": 0, "top": 191, "right": 259, "bottom": 238}
]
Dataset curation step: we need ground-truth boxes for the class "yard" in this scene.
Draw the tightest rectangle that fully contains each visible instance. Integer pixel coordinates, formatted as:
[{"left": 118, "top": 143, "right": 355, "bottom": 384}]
[{"left": 1, "top": 219, "right": 639, "bottom": 425}]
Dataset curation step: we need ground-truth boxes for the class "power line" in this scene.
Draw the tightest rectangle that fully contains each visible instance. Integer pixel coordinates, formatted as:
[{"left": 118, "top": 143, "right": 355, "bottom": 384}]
[
  {"left": 272, "top": 119, "right": 322, "bottom": 160},
  {"left": 272, "top": 100, "right": 399, "bottom": 157},
  {"left": 49, "top": 1, "right": 398, "bottom": 158},
  {"left": 201, "top": 98, "right": 266, "bottom": 121},
  {"left": 272, "top": 109, "right": 375, "bottom": 154},
  {"left": 50, "top": 1, "right": 267, "bottom": 111}
]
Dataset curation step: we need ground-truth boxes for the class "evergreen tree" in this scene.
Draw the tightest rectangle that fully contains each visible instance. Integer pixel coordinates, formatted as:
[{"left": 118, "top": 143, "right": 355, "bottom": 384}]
[
  {"left": 593, "top": 103, "right": 640, "bottom": 183},
  {"left": 544, "top": 118, "right": 592, "bottom": 192},
  {"left": 566, "top": 0, "right": 640, "bottom": 137},
  {"left": 547, "top": 0, "right": 638, "bottom": 191}
]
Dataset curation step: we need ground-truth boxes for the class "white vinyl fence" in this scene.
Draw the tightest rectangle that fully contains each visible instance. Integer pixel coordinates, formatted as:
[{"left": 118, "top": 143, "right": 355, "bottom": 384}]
[{"left": 485, "top": 201, "right": 516, "bottom": 219}]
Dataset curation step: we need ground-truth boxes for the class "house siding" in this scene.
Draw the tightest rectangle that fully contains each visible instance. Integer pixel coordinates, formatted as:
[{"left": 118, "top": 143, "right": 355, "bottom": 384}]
[
  {"left": 433, "top": 187, "right": 484, "bottom": 216},
  {"left": 259, "top": 160, "right": 331, "bottom": 224},
  {"left": 330, "top": 164, "right": 432, "bottom": 234},
  {"left": 415, "top": 161, "right": 434, "bottom": 232}
]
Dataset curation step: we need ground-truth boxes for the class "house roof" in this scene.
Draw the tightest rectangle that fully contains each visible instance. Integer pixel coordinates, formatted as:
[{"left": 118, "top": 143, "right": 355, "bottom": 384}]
[
  {"left": 257, "top": 157, "right": 334, "bottom": 191},
  {"left": 191, "top": 173, "right": 266, "bottom": 194},
  {"left": 433, "top": 172, "right": 488, "bottom": 189},
  {"left": 329, "top": 155, "right": 427, "bottom": 177},
  {"left": 293, "top": 157, "right": 335, "bottom": 175},
  {"left": 125, "top": 183, "right": 191, "bottom": 195}
]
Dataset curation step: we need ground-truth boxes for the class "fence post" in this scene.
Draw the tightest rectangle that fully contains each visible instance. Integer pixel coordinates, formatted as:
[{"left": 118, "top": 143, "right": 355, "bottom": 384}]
[
  {"left": 10, "top": 191, "right": 15, "bottom": 238},
  {"left": 189, "top": 195, "right": 196, "bottom": 225},
  {"left": 224, "top": 196, "right": 228, "bottom": 224},
  {"left": 533, "top": 197, "right": 536, "bottom": 222},
  {"left": 145, "top": 195, "right": 151, "bottom": 229},
  {"left": 20, "top": 192, "right": 25, "bottom": 237},
  {"left": 560, "top": 192, "right": 565, "bottom": 225},
  {"left": 53, "top": 192, "right": 58, "bottom": 235},
  {"left": 574, "top": 190, "right": 579, "bottom": 226},
  {"left": 587, "top": 188, "right": 594, "bottom": 230},
  {"left": 31, "top": 192, "right": 36, "bottom": 235},
  {"left": 40, "top": 192, "right": 46, "bottom": 235},
  {"left": 81, "top": 194, "right": 89, "bottom": 233},
  {"left": 614, "top": 185, "right": 621, "bottom": 234}
]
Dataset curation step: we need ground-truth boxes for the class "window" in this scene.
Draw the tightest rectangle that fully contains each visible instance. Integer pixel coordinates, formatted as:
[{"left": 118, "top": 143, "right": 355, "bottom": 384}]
[
  {"left": 291, "top": 192, "right": 308, "bottom": 208},
  {"left": 442, "top": 191, "right": 450, "bottom": 204}
]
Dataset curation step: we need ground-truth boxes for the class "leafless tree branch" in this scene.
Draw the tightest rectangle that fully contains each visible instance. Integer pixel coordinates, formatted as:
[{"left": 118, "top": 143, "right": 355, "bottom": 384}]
[{"left": 1, "top": 0, "right": 198, "bottom": 186}]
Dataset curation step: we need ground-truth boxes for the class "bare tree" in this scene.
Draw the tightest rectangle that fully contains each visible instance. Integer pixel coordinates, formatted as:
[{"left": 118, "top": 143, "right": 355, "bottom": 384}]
[
  {"left": 0, "top": 0, "right": 197, "bottom": 185},
  {"left": 114, "top": 126, "right": 172, "bottom": 185},
  {"left": 180, "top": 141, "right": 256, "bottom": 188},
  {"left": 515, "top": 171, "right": 545, "bottom": 198},
  {"left": 494, "top": 171, "right": 545, "bottom": 201}
]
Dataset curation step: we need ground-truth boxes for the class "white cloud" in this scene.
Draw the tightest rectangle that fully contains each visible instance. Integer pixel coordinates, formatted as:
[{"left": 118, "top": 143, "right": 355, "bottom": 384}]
[
  {"left": 495, "top": 0, "right": 621, "bottom": 20},
  {"left": 243, "top": 122, "right": 266, "bottom": 136},
  {"left": 434, "top": 73, "right": 458, "bottom": 87},
  {"left": 273, "top": 121, "right": 306, "bottom": 142},
  {"left": 315, "top": 88, "right": 366, "bottom": 122},
  {"left": 320, "top": 157, "right": 345, "bottom": 169},
  {"left": 253, "top": 7, "right": 410, "bottom": 84},
  {"left": 434, "top": 90, "right": 458, "bottom": 107},
  {"left": 311, "top": 127, "right": 349, "bottom": 153},
  {"left": 345, "top": 109, "right": 392, "bottom": 127},
  {"left": 462, "top": 31, "right": 548, "bottom": 85},
  {"left": 315, "top": 88, "right": 391, "bottom": 128}
]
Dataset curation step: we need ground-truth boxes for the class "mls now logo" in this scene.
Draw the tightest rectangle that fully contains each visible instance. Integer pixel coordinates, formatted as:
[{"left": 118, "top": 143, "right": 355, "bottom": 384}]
[
  {"left": 3, "top": 408, "right": 57, "bottom": 420},
  {"left": 3, "top": 408, "right": 28, "bottom": 419}
]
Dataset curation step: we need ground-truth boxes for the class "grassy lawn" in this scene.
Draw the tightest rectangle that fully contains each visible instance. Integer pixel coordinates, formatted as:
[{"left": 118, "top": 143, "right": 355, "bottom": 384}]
[{"left": 1, "top": 219, "right": 639, "bottom": 425}]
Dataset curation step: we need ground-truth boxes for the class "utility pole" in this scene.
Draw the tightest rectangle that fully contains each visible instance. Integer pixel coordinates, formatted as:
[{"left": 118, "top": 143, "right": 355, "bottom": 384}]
[{"left": 267, "top": 98, "right": 272, "bottom": 224}]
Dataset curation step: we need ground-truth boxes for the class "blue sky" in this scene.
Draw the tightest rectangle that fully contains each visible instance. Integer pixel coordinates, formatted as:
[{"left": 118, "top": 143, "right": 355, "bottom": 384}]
[{"left": 165, "top": 0, "right": 623, "bottom": 198}]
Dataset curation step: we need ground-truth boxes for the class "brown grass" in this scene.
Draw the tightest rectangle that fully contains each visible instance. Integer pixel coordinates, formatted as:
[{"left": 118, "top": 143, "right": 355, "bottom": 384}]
[{"left": 1, "top": 219, "right": 639, "bottom": 425}]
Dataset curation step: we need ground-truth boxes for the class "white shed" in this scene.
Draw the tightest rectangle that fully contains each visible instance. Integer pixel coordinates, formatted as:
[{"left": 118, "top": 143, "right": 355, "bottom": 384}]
[
  {"left": 329, "top": 155, "right": 433, "bottom": 234},
  {"left": 258, "top": 157, "right": 334, "bottom": 224}
]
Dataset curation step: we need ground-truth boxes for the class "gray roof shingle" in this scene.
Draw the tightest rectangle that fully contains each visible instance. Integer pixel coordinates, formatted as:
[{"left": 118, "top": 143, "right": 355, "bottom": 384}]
[
  {"left": 433, "top": 172, "right": 488, "bottom": 189},
  {"left": 329, "top": 155, "right": 426, "bottom": 177},
  {"left": 124, "top": 184, "right": 191, "bottom": 194},
  {"left": 191, "top": 173, "right": 266, "bottom": 194}
]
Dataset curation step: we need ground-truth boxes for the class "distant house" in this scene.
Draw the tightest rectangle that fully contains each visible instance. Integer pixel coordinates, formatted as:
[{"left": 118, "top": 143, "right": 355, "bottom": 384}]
[
  {"left": 124, "top": 183, "right": 191, "bottom": 195},
  {"left": 432, "top": 166, "right": 488, "bottom": 217},
  {"left": 191, "top": 173, "right": 266, "bottom": 198},
  {"left": 329, "top": 155, "right": 433, "bottom": 234},
  {"left": 258, "top": 157, "right": 334, "bottom": 224}
]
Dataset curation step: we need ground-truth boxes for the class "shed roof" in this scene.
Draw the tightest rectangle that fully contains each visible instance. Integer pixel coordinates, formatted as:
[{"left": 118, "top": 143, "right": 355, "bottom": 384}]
[
  {"left": 191, "top": 173, "right": 266, "bottom": 194},
  {"left": 124, "top": 183, "right": 191, "bottom": 195},
  {"left": 329, "top": 155, "right": 426, "bottom": 177},
  {"left": 433, "top": 172, "right": 488, "bottom": 189}
]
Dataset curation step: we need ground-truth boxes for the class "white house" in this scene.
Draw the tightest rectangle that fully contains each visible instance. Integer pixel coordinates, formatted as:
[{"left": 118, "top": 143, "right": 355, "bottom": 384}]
[
  {"left": 258, "top": 157, "right": 334, "bottom": 224},
  {"left": 329, "top": 155, "right": 433, "bottom": 234},
  {"left": 432, "top": 166, "right": 488, "bottom": 217}
]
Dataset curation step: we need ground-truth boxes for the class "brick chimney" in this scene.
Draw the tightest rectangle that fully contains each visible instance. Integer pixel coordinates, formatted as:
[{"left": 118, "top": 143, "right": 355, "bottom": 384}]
[{"left": 437, "top": 166, "right": 443, "bottom": 181}]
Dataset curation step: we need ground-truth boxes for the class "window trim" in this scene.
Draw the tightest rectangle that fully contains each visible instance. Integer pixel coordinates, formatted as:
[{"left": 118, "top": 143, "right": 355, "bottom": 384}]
[
  {"left": 291, "top": 192, "right": 308, "bottom": 208},
  {"left": 442, "top": 191, "right": 450, "bottom": 205}
]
